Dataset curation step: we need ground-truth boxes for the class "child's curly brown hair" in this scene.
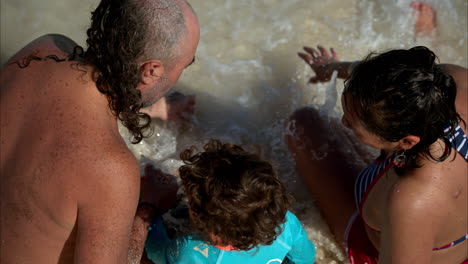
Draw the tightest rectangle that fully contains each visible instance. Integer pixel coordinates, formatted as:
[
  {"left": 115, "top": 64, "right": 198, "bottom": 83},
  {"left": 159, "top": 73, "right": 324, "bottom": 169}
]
[{"left": 179, "top": 139, "right": 291, "bottom": 251}]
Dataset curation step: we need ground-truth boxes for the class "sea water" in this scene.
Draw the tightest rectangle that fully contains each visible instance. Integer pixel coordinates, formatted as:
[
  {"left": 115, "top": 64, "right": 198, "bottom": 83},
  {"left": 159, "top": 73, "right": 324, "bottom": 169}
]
[{"left": 1, "top": 0, "right": 467, "bottom": 263}]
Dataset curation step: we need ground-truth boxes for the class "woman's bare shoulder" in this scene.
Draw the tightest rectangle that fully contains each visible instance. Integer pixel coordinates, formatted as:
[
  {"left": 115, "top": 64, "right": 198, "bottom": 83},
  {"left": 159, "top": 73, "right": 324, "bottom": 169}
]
[{"left": 389, "top": 168, "right": 444, "bottom": 211}]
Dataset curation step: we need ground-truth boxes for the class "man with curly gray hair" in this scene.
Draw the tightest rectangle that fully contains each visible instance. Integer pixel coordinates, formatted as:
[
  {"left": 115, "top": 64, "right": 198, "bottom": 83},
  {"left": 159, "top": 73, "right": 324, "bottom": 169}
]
[{"left": 0, "top": 0, "right": 199, "bottom": 263}]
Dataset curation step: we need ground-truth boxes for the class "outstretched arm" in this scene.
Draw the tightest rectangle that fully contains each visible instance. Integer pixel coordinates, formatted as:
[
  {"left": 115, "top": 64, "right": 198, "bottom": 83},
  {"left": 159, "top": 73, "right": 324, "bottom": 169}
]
[{"left": 298, "top": 45, "right": 357, "bottom": 83}]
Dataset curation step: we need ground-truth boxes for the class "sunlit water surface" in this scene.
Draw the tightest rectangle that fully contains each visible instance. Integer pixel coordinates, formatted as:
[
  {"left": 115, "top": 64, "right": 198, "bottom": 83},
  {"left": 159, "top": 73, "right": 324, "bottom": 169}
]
[{"left": 2, "top": 0, "right": 467, "bottom": 263}]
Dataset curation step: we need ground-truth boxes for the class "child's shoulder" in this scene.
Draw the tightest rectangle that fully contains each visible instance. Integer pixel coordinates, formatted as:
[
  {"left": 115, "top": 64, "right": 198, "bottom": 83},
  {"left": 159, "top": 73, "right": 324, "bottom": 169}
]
[
  {"left": 284, "top": 210, "right": 303, "bottom": 228},
  {"left": 280, "top": 211, "right": 307, "bottom": 239}
]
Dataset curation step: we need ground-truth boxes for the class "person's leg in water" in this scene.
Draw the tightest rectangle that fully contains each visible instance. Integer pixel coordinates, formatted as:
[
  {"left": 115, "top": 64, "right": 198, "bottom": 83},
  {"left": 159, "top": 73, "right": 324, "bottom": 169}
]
[
  {"left": 285, "top": 107, "right": 363, "bottom": 245},
  {"left": 411, "top": 1, "right": 437, "bottom": 38}
]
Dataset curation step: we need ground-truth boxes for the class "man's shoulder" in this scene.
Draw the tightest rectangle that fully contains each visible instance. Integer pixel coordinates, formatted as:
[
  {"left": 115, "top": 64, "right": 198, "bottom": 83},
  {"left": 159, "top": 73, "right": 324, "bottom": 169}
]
[
  {"left": 32, "top": 34, "right": 79, "bottom": 55},
  {"left": 72, "top": 142, "right": 140, "bottom": 204},
  {"left": 80, "top": 139, "right": 139, "bottom": 180},
  {"left": 6, "top": 34, "right": 79, "bottom": 65}
]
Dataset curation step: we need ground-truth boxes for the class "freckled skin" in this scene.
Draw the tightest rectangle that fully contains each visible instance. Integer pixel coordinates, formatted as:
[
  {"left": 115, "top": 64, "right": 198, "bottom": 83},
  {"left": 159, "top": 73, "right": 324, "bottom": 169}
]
[
  {"left": 0, "top": 1, "right": 200, "bottom": 262},
  {"left": 0, "top": 34, "right": 140, "bottom": 263}
]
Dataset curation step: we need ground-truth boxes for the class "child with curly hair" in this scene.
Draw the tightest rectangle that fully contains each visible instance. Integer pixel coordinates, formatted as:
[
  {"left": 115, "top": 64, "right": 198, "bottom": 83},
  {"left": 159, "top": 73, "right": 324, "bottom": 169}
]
[{"left": 144, "top": 139, "right": 316, "bottom": 264}]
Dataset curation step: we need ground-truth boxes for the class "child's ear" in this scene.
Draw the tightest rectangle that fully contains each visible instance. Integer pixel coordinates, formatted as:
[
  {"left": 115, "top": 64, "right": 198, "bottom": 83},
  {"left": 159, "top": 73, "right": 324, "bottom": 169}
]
[
  {"left": 140, "top": 60, "right": 165, "bottom": 85},
  {"left": 398, "top": 135, "right": 420, "bottom": 150}
]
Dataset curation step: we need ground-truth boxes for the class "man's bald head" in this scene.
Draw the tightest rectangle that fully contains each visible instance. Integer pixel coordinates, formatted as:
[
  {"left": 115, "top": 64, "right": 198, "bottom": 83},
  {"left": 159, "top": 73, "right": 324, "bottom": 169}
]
[{"left": 135, "top": 0, "right": 193, "bottom": 65}]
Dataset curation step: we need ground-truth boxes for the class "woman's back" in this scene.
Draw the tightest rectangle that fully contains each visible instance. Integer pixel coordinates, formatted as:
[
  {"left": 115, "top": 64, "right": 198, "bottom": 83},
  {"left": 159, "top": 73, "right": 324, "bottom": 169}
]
[{"left": 361, "top": 143, "right": 467, "bottom": 263}]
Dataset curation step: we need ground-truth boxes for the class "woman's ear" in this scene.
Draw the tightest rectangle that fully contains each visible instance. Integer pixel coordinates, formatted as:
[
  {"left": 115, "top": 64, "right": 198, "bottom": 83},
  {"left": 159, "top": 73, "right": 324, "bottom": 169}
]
[
  {"left": 140, "top": 60, "right": 165, "bottom": 85},
  {"left": 398, "top": 135, "right": 420, "bottom": 150}
]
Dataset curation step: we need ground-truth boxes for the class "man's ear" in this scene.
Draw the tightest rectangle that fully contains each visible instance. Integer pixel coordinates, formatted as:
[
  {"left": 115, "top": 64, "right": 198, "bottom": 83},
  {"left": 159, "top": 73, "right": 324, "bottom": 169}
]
[
  {"left": 140, "top": 60, "right": 165, "bottom": 85},
  {"left": 398, "top": 135, "right": 420, "bottom": 150}
]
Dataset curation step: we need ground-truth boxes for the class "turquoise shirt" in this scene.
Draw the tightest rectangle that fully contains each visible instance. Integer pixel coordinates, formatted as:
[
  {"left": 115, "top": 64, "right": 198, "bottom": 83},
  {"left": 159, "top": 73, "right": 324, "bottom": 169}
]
[{"left": 145, "top": 211, "right": 316, "bottom": 264}]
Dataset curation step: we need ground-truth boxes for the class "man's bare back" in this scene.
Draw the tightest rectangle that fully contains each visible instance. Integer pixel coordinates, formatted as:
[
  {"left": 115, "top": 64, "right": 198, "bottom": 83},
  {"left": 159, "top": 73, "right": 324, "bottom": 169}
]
[
  {"left": 1, "top": 0, "right": 200, "bottom": 263},
  {"left": 1, "top": 34, "right": 140, "bottom": 263}
]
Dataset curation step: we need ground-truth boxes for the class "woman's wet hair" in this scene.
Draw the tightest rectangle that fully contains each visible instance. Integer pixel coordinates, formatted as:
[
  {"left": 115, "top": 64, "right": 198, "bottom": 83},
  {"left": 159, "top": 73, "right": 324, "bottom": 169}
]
[
  {"left": 179, "top": 139, "right": 291, "bottom": 251},
  {"left": 343, "top": 46, "right": 464, "bottom": 172}
]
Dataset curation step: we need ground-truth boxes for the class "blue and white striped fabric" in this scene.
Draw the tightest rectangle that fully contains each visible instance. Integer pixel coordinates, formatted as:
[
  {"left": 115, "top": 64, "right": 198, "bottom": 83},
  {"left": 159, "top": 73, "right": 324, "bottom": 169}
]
[
  {"left": 355, "top": 124, "right": 468, "bottom": 210},
  {"left": 445, "top": 125, "right": 468, "bottom": 160},
  {"left": 354, "top": 155, "right": 394, "bottom": 210}
]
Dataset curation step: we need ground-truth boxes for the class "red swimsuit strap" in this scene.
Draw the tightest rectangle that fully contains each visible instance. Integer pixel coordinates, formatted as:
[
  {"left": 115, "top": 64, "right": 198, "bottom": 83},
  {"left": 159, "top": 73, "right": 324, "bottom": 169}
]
[{"left": 358, "top": 161, "right": 394, "bottom": 233}]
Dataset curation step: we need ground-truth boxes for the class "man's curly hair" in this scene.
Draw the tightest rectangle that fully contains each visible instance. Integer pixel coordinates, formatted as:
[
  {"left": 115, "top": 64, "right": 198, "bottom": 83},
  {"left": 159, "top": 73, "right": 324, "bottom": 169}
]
[
  {"left": 179, "top": 139, "right": 291, "bottom": 251},
  {"left": 83, "top": 0, "right": 187, "bottom": 143},
  {"left": 13, "top": 0, "right": 188, "bottom": 143}
]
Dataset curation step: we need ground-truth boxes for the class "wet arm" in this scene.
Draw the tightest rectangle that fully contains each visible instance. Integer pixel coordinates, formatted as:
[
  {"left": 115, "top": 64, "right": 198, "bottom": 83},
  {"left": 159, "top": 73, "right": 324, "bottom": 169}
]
[
  {"left": 324, "top": 61, "right": 357, "bottom": 80},
  {"left": 298, "top": 45, "right": 358, "bottom": 83}
]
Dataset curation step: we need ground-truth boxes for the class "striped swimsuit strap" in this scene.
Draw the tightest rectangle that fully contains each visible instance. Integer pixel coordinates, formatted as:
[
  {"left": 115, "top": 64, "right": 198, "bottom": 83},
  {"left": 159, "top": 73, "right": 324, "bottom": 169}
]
[
  {"left": 355, "top": 123, "right": 467, "bottom": 209},
  {"left": 355, "top": 158, "right": 468, "bottom": 251},
  {"left": 445, "top": 125, "right": 468, "bottom": 160},
  {"left": 354, "top": 154, "right": 394, "bottom": 211},
  {"left": 433, "top": 234, "right": 468, "bottom": 251},
  {"left": 354, "top": 124, "right": 468, "bottom": 251}
]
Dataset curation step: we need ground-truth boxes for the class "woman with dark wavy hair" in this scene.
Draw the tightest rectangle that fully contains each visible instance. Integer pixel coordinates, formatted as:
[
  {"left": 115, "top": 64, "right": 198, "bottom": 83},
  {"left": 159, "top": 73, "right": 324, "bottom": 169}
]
[
  {"left": 143, "top": 139, "right": 316, "bottom": 264},
  {"left": 289, "top": 44, "right": 467, "bottom": 264},
  {"left": 0, "top": 0, "right": 199, "bottom": 263}
]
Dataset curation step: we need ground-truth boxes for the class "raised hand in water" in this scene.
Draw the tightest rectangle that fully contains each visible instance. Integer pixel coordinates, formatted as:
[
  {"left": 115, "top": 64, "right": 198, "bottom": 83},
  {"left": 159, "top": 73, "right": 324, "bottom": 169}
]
[{"left": 298, "top": 45, "right": 339, "bottom": 83}]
